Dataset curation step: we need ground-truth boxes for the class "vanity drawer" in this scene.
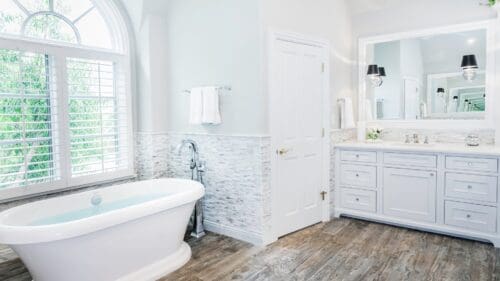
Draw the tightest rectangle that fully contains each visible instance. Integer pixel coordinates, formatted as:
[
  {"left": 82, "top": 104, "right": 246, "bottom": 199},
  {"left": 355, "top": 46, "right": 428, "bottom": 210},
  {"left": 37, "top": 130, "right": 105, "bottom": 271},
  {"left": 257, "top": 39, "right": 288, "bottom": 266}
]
[
  {"left": 340, "top": 150, "right": 377, "bottom": 163},
  {"left": 446, "top": 156, "right": 498, "bottom": 173},
  {"left": 340, "top": 188, "right": 376, "bottom": 213},
  {"left": 340, "top": 164, "right": 377, "bottom": 189},
  {"left": 445, "top": 201, "right": 496, "bottom": 233},
  {"left": 383, "top": 152, "right": 437, "bottom": 168},
  {"left": 445, "top": 173, "right": 498, "bottom": 203}
]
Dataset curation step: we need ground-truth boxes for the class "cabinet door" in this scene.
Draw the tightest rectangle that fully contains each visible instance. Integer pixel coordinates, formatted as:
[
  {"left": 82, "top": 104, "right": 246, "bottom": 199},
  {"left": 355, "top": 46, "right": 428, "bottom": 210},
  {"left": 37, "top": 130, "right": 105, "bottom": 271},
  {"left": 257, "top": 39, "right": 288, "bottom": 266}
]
[{"left": 383, "top": 168, "right": 437, "bottom": 223}]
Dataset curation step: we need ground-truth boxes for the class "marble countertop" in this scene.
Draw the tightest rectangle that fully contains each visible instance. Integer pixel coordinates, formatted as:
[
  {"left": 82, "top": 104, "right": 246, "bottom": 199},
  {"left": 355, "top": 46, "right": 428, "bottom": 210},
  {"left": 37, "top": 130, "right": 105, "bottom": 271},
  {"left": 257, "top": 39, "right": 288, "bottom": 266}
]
[{"left": 334, "top": 141, "right": 500, "bottom": 156}]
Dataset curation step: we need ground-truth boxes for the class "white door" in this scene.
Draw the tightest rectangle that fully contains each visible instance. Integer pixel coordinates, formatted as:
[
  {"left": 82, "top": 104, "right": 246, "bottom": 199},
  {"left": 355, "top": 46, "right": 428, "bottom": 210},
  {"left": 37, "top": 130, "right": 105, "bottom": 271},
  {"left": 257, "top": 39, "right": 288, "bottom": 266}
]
[
  {"left": 404, "top": 79, "right": 419, "bottom": 120},
  {"left": 271, "top": 37, "right": 327, "bottom": 238},
  {"left": 383, "top": 168, "right": 436, "bottom": 223}
]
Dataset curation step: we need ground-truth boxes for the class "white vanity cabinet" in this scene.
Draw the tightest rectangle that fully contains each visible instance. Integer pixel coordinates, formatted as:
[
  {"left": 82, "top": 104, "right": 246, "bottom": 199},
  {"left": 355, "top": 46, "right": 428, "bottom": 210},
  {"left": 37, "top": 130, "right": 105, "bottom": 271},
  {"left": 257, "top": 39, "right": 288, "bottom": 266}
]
[
  {"left": 383, "top": 168, "right": 436, "bottom": 223},
  {"left": 334, "top": 143, "right": 500, "bottom": 247}
]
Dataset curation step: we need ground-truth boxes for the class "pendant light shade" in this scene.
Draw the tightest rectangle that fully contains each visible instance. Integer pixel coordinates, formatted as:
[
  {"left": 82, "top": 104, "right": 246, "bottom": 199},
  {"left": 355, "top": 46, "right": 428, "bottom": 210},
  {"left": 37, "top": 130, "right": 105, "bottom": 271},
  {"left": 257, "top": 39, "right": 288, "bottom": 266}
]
[
  {"left": 461, "top": 54, "right": 478, "bottom": 81},
  {"left": 461, "top": 55, "right": 478, "bottom": 69},
  {"left": 367, "top": 64, "right": 383, "bottom": 87},
  {"left": 378, "top": 67, "right": 386, "bottom": 77},
  {"left": 367, "top": 64, "right": 379, "bottom": 76}
]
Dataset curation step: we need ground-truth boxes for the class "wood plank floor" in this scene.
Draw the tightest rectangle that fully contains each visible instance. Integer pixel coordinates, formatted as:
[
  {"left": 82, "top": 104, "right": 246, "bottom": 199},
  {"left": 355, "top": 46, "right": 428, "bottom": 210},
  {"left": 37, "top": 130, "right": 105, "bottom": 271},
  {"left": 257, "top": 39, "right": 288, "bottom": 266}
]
[{"left": 1, "top": 218, "right": 500, "bottom": 281}]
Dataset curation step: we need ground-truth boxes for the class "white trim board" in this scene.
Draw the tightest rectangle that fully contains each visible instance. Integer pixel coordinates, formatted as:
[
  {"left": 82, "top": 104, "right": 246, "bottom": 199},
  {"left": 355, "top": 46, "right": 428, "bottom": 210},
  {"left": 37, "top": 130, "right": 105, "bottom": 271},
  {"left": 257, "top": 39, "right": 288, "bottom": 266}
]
[{"left": 204, "top": 220, "right": 265, "bottom": 246}]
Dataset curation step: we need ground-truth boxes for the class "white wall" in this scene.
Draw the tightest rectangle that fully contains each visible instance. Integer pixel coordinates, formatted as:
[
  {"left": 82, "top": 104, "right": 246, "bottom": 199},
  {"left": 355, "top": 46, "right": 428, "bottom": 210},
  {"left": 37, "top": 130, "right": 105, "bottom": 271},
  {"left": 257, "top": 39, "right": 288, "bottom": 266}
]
[
  {"left": 374, "top": 41, "right": 401, "bottom": 119},
  {"left": 120, "top": 0, "right": 170, "bottom": 133},
  {"left": 260, "top": 0, "right": 354, "bottom": 129},
  {"left": 121, "top": 0, "right": 263, "bottom": 135},
  {"left": 165, "top": 0, "right": 264, "bottom": 135}
]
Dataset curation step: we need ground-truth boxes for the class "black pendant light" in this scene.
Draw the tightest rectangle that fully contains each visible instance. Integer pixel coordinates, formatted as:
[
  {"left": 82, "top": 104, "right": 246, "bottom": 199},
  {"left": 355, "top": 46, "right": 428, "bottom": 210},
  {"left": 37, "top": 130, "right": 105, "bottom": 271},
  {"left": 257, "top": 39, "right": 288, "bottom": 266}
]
[
  {"left": 367, "top": 64, "right": 380, "bottom": 76},
  {"left": 436, "top": 88, "right": 446, "bottom": 99},
  {"left": 367, "top": 64, "right": 383, "bottom": 87},
  {"left": 378, "top": 67, "right": 386, "bottom": 77},
  {"left": 461, "top": 55, "right": 478, "bottom": 69},
  {"left": 461, "top": 54, "right": 478, "bottom": 81}
]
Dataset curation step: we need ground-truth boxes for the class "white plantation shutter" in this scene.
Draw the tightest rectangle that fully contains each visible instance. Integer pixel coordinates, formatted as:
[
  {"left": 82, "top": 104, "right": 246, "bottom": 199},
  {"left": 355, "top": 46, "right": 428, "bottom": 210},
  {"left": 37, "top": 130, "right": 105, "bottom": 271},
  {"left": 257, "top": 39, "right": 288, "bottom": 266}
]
[
  {"left": 67, "top": 58, "right": 130, "bottom": 179},
  {"left": 0, "top": 49, "right": 61, "bottom": 189},
  {"left": 0, "top": 47, "right": 133, "bottom": 199},
  {"left": 0, "top": 0, "right": 133, "bottom": 200}
]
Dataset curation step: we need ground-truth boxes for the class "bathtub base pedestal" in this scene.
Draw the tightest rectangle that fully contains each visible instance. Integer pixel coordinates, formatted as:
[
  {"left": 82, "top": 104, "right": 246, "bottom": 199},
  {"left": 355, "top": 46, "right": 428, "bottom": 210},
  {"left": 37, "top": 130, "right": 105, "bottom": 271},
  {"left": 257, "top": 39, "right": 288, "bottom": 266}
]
[{"left": 118, "top": 242, "right": 192, "bottom": 281}]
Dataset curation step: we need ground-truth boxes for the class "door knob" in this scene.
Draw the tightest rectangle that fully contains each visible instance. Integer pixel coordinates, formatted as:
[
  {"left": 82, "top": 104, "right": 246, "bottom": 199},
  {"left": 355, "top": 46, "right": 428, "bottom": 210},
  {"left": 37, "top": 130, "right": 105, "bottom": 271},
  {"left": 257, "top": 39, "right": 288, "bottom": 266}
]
[{"left": 277, "top": 148, "right": 291, "bottom": 155}]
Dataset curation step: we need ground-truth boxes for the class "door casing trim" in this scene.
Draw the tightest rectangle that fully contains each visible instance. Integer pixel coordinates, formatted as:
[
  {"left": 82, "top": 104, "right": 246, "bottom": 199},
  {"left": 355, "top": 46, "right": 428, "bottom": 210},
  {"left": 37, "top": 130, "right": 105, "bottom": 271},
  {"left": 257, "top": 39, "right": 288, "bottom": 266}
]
[{"left": 266, "top": 30, "right": 331, "bottom": 244}]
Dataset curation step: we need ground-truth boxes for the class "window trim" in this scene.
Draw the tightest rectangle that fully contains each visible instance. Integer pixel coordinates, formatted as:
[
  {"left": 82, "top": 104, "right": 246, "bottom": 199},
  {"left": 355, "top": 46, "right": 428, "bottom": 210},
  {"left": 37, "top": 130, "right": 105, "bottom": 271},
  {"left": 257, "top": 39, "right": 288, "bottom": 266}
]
[{"left": 0, "top": 31, "right": 134, "bottom": 201}]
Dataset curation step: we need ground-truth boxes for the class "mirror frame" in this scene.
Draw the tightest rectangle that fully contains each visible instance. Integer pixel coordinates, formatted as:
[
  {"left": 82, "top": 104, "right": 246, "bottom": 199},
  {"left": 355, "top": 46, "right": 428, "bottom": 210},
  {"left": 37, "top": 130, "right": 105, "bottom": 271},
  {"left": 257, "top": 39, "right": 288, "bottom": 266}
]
[{"left": 358, "top": 20, "right": 496, "bottom": 130}]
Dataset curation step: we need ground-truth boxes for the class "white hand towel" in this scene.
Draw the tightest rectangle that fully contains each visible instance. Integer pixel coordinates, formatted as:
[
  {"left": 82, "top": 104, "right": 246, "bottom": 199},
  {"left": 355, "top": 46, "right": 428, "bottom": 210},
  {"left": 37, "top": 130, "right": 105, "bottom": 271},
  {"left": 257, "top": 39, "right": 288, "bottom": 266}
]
[
  {"left": 189, "top": 87, "right": 203, "bottom": 125},
  {"left": 340, "top": 97, "right": 355, "bottom": 129},
  {"left": 420, "top": 102, "right": 428, "bottom": 118},
  {"left": 201, "top": 87, "right": 222, "bottom": 125}
]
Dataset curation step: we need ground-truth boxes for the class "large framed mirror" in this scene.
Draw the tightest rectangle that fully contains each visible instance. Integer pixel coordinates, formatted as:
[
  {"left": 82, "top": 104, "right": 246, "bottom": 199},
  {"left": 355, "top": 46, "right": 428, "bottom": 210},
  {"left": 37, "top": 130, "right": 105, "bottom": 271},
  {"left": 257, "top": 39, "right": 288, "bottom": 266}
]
[{"left": 358, "top": 20, "right": 496, "bottom": 128}]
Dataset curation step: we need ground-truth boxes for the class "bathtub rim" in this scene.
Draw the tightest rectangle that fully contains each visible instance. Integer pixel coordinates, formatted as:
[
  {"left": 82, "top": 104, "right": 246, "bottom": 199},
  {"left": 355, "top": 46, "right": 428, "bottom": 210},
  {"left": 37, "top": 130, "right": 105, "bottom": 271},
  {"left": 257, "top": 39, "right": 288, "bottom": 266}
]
[{"left": 0, "top": 178, "right": 204, "bottom": 245}]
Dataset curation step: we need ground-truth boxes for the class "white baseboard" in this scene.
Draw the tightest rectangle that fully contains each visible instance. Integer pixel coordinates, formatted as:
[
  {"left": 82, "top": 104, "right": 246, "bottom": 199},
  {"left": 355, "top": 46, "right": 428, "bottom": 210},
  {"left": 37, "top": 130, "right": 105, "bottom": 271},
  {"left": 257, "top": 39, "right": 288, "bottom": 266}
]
[{"left": 204, "top": 220, "right": 264, "bottom": 245}]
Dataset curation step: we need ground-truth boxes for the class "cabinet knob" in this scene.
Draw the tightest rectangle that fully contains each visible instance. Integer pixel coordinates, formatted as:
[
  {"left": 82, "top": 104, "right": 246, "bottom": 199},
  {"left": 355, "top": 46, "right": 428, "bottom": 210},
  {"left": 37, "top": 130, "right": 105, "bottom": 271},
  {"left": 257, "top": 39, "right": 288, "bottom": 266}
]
[
  {"left": 356, "top": 154, "right": 360, "bottom": 158},
  {"left": 355, "top": 174, "right": 359, "bottom": 177},
  {"left": 468, "top": 162, "right": 473, "bottom": 166},
  {"left": 355, "top": 198, "right": 360, "bottom": 202},
  {"left": 430, "top": 173, "right": 434, "bottom": 177},
  {"left": 466, "top": 214, "right": 471, "bottom": 219},
  {"left": 467, "top": 185, "right": 473, "bottom": 189}
]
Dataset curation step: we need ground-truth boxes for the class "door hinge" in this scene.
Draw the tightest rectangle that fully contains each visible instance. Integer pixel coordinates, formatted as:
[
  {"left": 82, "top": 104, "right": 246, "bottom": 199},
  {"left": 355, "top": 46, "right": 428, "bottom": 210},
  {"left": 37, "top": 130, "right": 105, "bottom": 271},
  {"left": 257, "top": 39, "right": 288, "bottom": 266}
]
[
  {"left": 321, "top": 191, "right": 327, "bottom": 201},
  {"left": 321, "top": 63, "right": 325, "bottom": 73},
  {"left": 322, "top": 128, "right": 325, "bottom": 138}
]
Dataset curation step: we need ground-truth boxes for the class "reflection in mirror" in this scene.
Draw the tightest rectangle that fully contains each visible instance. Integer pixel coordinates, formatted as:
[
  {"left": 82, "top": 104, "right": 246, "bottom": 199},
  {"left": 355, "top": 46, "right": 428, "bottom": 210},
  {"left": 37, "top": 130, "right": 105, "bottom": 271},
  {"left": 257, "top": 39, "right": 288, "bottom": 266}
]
[
  {"left": 428, "top": 72, "right": 485, "bottom": 119},
  {"left": 365, "top": 29, "right": 486, "bottom": 121}
]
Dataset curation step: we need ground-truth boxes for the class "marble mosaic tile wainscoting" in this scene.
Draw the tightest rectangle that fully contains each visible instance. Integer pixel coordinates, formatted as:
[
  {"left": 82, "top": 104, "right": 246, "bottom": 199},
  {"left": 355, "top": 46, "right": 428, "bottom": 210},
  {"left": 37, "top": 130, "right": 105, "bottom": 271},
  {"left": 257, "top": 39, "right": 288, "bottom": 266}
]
[
  {"left": 166, "top": 133, "right": 272, "bottom": 245},
  {"left": 378, "top": 128, "right": 496, "bottom": 145},
  {"left": 135, "top": 132, "right": 170, "bottom": 179}
]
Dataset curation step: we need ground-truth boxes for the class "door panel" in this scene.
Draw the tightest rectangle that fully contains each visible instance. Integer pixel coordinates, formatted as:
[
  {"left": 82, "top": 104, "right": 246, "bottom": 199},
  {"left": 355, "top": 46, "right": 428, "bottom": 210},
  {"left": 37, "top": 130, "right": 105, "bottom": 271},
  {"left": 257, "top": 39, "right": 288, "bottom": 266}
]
[
  {"left": 274, "top": 39, "right": 325, "bottom": 237},
  {"left": 404, "top": 79, "right": 419, "bottom": 120},
  {"left": 383, "top": 168, "right": 437, "bottom": 223}
]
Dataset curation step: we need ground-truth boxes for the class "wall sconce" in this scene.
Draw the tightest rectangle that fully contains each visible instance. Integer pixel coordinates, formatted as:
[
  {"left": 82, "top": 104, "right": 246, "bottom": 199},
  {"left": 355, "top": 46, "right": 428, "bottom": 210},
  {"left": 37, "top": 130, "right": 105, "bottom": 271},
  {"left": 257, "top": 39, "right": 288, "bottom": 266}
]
[
  {"left": 378, "top": 67, "right": 386, "bottom": 78},
  {"left": 461, "top": 54, "right": 478, "bottom": 81},
  {"left": 436, "top": 87, "right": 446, "bottom": 99},
  {"left": 367, "top": 64, "right": 383, "bottom": 87}
]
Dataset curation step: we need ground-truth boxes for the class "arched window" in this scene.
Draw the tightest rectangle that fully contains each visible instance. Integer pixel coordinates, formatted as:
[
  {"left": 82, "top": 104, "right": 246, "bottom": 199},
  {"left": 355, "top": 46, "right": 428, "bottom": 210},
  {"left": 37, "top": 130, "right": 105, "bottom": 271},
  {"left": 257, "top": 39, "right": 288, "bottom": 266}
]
[{"left": 0, "top": 0, "right": 133, "bottom": 200}]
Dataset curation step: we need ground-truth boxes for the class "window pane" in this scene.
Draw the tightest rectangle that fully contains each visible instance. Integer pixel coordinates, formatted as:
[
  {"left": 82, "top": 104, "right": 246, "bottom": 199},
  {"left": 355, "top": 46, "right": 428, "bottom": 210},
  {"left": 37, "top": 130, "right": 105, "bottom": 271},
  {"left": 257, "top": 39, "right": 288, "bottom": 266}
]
[
  {"left": 0, "top": 49, "right": 59, "bottom": 189},
  {"left": 0, "top": 0, "right": 26, "bottom": 34},
  {"left": 67, "top": 58, "right": 129, "bottom": 178},
  {"left": 54, "top": 0, "right": 93, "bottom": 21},
  {"left": 24, "top": 14, "right": 78, "bottom": 43},
  {"left": 76, "top": 8, "right": 112, "bottom": 49},
  {"left": 17, "top": 0, "right": 49, "bottom": 13},
  {"left": 0, "top": 0, "right": 117, "bottom": 50}
]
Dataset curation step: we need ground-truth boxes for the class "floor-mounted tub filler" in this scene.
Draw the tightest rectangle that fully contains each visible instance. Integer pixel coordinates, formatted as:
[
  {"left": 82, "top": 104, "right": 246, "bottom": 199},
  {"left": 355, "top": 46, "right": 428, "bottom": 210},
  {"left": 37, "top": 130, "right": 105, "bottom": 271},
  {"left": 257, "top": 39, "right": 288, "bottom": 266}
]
[{"left": 0, "top": 178, "right": 204, "bottom": 281}]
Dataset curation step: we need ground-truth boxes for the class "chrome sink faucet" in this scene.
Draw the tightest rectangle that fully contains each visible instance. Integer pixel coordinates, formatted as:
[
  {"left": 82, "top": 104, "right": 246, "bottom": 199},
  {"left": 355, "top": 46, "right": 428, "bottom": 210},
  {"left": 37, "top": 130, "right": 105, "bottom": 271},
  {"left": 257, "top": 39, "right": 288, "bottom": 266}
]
[
  {"left": 413, "top": 133, "right": 419, "bottom": 144},
  {"left": 404, "top": 134, "right": 429, "bottom": 144}
]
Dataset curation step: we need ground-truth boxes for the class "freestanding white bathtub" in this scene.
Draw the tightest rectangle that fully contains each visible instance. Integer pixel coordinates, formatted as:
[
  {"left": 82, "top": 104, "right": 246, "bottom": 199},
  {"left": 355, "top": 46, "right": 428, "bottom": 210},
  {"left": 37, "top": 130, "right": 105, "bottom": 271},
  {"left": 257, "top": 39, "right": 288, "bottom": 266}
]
[{"left": 0, "top": 178, "right": 204, "bottom": 281}]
